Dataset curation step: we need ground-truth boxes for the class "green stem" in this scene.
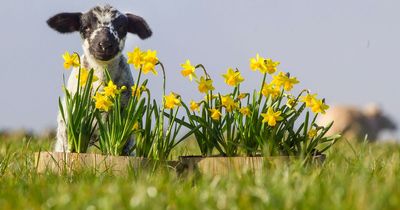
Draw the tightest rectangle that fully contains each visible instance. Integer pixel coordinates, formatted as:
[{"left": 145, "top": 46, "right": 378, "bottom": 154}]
[
  {"left": 195, "top": 64, "right": 211, "bottom": 79},
  {"left": 258, "top": 73, "right": 267, "bottom": 104},
  {"left": 158, "top": 61, "right": 167, "bottom": 159}
]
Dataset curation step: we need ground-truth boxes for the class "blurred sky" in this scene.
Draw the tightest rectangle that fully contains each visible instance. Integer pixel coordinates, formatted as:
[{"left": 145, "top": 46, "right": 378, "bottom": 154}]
[{"left": 0, "top": 0, "right": 399, "bottom": 138}]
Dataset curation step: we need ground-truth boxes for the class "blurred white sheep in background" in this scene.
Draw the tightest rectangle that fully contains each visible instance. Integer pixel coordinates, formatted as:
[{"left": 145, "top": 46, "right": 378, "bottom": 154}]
[{"left": 318, "top": 104, "right": 397, "bottom": 142}]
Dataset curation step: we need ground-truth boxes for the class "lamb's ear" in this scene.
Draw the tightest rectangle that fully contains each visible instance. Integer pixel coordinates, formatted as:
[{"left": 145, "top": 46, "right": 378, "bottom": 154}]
[
  {"left": 47, "top": 12, "right": 82, "bottom": 33},
  {"left": 126, "top": 13, "right": 152, "bottom": 39}
]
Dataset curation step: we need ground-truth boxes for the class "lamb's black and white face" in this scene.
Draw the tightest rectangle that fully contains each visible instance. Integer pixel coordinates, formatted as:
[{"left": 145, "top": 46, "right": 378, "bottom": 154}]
[
  {"left": 81, "top": 6, "right": 127, "bottom": 61},
  {"left": 47, "top": 5, "right": 152, "bottom": 61}
]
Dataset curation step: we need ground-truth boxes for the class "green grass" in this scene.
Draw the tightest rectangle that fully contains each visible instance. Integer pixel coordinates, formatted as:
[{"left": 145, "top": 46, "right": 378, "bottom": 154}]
[{"left": 0, "top": 137, "right": 399, "bottom": 210}]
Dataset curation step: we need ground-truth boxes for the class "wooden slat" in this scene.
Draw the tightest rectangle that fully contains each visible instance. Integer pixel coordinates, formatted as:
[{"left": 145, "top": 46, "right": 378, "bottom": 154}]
[
  {"left": 179, "top": 155, "right": 325, "bottom": 176},
  {"left": 34, "top": 152, "right": 174, "bottom": 175}
]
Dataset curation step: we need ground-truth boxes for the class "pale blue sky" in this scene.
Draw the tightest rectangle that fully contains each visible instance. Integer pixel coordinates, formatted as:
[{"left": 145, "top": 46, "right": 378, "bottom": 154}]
[{"left": 0, "top": 1, "right": 399, "bottom": 138}]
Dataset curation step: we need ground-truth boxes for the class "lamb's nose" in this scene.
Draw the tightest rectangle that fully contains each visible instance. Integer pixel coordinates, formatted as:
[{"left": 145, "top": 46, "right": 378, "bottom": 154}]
[{"left": 99, "top": 41, "right": 112, "bottom": 50}]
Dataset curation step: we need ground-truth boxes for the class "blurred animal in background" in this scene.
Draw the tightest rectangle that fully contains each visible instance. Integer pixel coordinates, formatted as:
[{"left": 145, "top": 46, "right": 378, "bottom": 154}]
[
  {"left": 47, "top": 5, "right": 152, "bottom": 154},
  {"left": 318, "top": 104, "right": 397, "bottom": 142}
]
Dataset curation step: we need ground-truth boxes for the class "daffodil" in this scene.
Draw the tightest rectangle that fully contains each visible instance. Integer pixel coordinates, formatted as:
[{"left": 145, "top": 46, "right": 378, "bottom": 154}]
[
  {"left": 93, "top": 92, "right": 113, "bottom": 112},
  {"left": 237, "top": 93, "right": 247, "bottom": 100},
  {"left": 310, "top": 99, "right": 329, "bottom": 114},
  {"left": 62, "top": 51, "right": 80, "bottom": 70},
  {"left": 76, "top": 68, "right": 98, "bottom": 87},
  {"left": 143, "top": 49, "right": 158, "bottom": 65},
  {"left": 181, "top": 60, "right": 197, "bottom": 81},
  {"left": 164, "top": 92, "right": 181, "bottom": 109},
  {"left": 283, "top": 76, "right": 299, "bottom": 91},
  {"left": 222, "top": 68, "right": 244, "bottom": 87},
  {"left": 142, "top": 62, "right": 158, "bottom": 75},
  {"left": 190, "top": 100, "right": 200, "bottom": 112},
  {"left": 239, "top": 106, "right": 251, "bottom": 116},
  {"left": 140, "top": 85, "right": 147, "bottom": 92},
  {"left": 250, "top": 53, "right": 267, "bottom": 72},
  {"left": 308, "top": 129, "right": 317, "bottom": 139},
  {"left": 197, "top": 76, "right": 215, "bottom": 93},
  {"left": 103, "top": 80, "right": 118, "bottom": 98},
  {"left": 127, "top": 48, "right": 158, "bottom": 75},
  {"left": 209, "top": 108, "right": 222, "bottom": 121},
  {"left": 286, "top": 97, "right": 297, "bottom": 108},
  {"left": 127, "top": 47, "right": 144, "bottom": 69},
  {"left": 271, "top": 72, "right": 285, "bottom": 86},
  {"left": 261, "top": 107, "right": 284, "bottom": 127},
  {"left": 120, "top": 86, "right": 127, "bottom": 92},
  {"left": 132, "top": 122, "right": 140, "bottom": 131},
  {"left": 272, "top": 72, "right": 299, "bottom": 91},
  {"left": 300, "top": 93, "right": 318, "bottom": 107},
  {"left": 131, "top": 84, "right": 143, "bottom": 98},
  {"left": 261, "top": 83, "right": 281, "bottom": 99},
  {"left": 221, "top": 95, "right": 237, "bottom": 112},
  {"left": 263, "top": 58, "right": 280, "bottom": 74}
]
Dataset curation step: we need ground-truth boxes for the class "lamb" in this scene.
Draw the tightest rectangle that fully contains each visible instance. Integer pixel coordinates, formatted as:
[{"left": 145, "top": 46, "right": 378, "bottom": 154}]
[
  {"left": 47, "top": 5, "right": 152, "bottom": 154},
  {"left": 317, "top": 104, "right": 397, "bottom": 141}
]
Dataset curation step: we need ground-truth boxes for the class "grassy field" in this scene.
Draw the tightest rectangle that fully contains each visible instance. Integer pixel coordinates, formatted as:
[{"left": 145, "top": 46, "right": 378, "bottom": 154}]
[{"left": 0, "top": 137, "right": 399, "bottom": 210}]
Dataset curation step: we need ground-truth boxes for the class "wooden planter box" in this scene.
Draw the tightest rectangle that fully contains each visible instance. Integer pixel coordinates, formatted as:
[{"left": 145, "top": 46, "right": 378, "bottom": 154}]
[
  {"left": 34, "top": 152, "right": 178, "bottom": 174},
  {"left": 178, "top": 155, "right": 326, "bottom": 176}
]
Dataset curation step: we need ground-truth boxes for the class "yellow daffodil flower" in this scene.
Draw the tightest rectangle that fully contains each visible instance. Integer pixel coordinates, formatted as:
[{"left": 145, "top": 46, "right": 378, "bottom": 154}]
[
  {"left": 181, "top": 60, "right": 197, "bottom": 81},
  {"left": 132, "top": 122, "right": 140, "bottom": 131},
  {"left": 239, "top": 107, "right": 251, "bottom": 116},
  {"left": 250, "top": 53, "right": 267, "bottom": 72},
  {"left": 221, "top": 95, "right": 237, "bottom": 112},
  {"left": 209, "top": 108, "right": 222, "bottom": 121},
  {"left": 62, "top": 51, "right": 80, "bottom": 70},
  {"left": 143, "top": 49, "right": 158, "bottom": 65},
  {"left": 76, "top": 68, "right": 98, "bottom": 87},
  {"left": 127, "top": 47, "right": 144, "bottom": 69},
  {"left": 140, "top": 85, "right": 147, "bottom": 92},
  {"left": 120, "top": 86, "right": 127, "bottom": 92},
  {"left": 197, "top": 76, "right": 215, "bottom": 93},
  {"left": 131, "top": 85, "right": 143, "bottom": 98},
  {"left": 286, "top": 97, "right": 297, "bottom": 108},
  {"left": 103, "top": 80, "right": 118, "bottom": 98},
  {"left": 93, "top": 92, "right": 113, "bottom": 112},
  {"left": 300, "top": 93, "right": 318, "bottom": 107},
  {"left": 127, "top": 48, "right": 158, "bottom": 75},
  {"left": 190, "top": 100, "right": 200, "bottom": 112},
  {"left": 261, "top": 107, "right": 284, "bottom": 127},
  {"left": 237, "top": 93, "right": 247, "bottom": 100},
  {"left": 142, "top": 62, "right": 158, "bottom": 75},
  {"left": 164, "top": 92, "right": 181, "bottom": 109},
  {"left": 271, "top": 72, "right": 285, "bottom": 86},
  {"left": 283, "top": 77, "right": 299, "bottom": 91},
  {"left": 310, "top": 99, "right": 329, "bottom": 114},
  {"left": 262, "top": 58, "right": 280, "bottom": 74},
  {"left": 308, "top": 129, "right": 317, "bottom": 139},
  {"left": 222, "top": 68, "right": 244, "bottom": 87},
  {"left": 272, "top": 72, "right": 299, "bottom": 91},
  {"left": 261, "top": 83, "right": 281, "bottom": 99}
]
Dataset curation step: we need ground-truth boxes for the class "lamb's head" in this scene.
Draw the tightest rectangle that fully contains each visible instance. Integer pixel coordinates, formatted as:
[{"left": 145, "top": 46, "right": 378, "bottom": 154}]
[
  {"left": 47, "top": 5, "right": 152, "bottom": 62},
  {"left": 363, "top": 104, "right": 397, "bottom": 133}
]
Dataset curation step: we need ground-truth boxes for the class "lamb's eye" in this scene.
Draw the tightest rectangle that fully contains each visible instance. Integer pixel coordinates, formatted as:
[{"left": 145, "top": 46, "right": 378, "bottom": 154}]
[{"left": 83, "top": 25, "right": 91, "bottom": 32}]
